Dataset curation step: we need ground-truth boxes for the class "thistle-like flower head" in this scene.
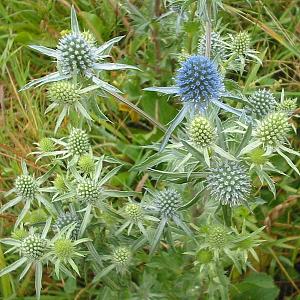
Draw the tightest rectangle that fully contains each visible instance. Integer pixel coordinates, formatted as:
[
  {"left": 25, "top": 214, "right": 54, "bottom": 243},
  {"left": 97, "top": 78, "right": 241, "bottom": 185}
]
[
  {"left": 256, "top": 112, "right": 290, "bottom": 147},
  {"left": 124, "top": 203, "right": 143, "bottom": 223},
  {"left": 207, "top": 160, "right": 251, "bottom": 207},
  {"left": 247, "top": 89, "right": 277, "bottom": 118},
  {"left": 78, "top": 155, "right": 95, "bottom": 174},
  {"left": 55, "top": 212, "right": 80, "bottom": 240},
  {"left": 176, "top": 55, "right": 223, "bottom": 106},
  {"left": 57, "top": 33, "right": 97, "bottom": 76},
  {"left": 21, "top": 235, "right": 47, "bottom": 260},
  {"left": 76, "top": 180, "right": 100, "bottom": 204},
  {"left": 67, "top": 128, "right": 90, "bottom": 155},
  {"left": 232, "top": 32, "right": 250, "bottom": 56},
  {"left": 188, "top": 115, "right": 216, "bottom": 148},
  {"left": 113, "top": 247, "right": 131, "bottom": 269},
  {"left": 152, "top": 188, "right": 182, "bottom": 217},
  {"left": 15, "top": 175, "right": 38, "bottom": 200},
  {"left": 196, "top": 249, "right": 213, "bottom": 264},
  {"left": 47, "top": 81, "right": 81, "bottom": 104},
  {"left": 54, "top": 238, "right": 75, "bottom": 261},
  {"left": 277, "top": 98, "right": 298, "bottom": 112},
  {"left": 38, "top": 137, "right": 55, "bottom": 152},
  {"left": 207, "top": 226, "right": 228, "bottom": 249},
  {"left": 198, "top": 32, "right": 226, "bottom": 59}
]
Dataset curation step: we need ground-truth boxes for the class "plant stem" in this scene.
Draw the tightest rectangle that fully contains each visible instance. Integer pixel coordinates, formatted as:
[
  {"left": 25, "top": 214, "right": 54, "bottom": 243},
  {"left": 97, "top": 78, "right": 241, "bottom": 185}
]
[
  {"left": 0, "top": 244, "right": 13, "bottom": 298},
  {"left": 222, "top": 205, "right": 232, "bottom": 227}
]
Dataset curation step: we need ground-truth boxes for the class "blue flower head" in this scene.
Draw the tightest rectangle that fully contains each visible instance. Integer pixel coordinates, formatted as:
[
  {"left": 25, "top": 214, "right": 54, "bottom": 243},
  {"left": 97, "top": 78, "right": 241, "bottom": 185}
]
[{"left": 176, "top": 55, "right": 223, "bottom": 107}]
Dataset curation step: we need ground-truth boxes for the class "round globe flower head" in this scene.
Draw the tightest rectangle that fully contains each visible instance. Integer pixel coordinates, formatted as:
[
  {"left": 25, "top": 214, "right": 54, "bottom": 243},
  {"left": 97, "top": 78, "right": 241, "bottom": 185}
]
[
  {"left": 256, "top": 112, "right": 290, "bottom": 147},
  {"left": 54, "top": 238, "right": 75, "bottom": 261},
  {"left": 207, "top": 160, "right": 251, "bottom": 207},
  {"left": 21, "top": 234, "right": 47, "bottom": 260},
  {"left": 277, "top": 98, "right": 298, "bottom": 113},
  {"left": 55, "top": 212, "right": 80, "bottom": 240},
  {"left": 176, "top": 55, "right": 223, "bottom": 108},
  {"left": 207, "top": 226, "right": 228, "bottom": 249},
  {"left": 82, "top": 30, "right": 97, "bottom": 46},
  {"left": 124, "top": 203, "right": 143, "bottom": 223},
  {"left": 247, "top": 147, "right": 268, "bottom": 166},
  {"left": 188, "top": 115, "right": 216, "bottom": 148},
  {"left": 196, "top": 249, "right": 214, "bottom": 264},
  {"left": 57, "top": 33, "right": 97, "bottom": 76},
  {"left": 38, "top": 137, "right": 55, "bottom": 152},
  {"left": 15, "top": 175, "right": 38, "bottom": 200},
  {"left": 76, "top": 180, "right": 101, "bottom": 204},
  {"left": 112, "top": 247, "right": 131, "bottom": 272},
  {"left": 67, "top": 128, "right": 90, "bottom": 155},
  {"left": 47, "top": 81, "right": 81, "bottom": 104},
  {"left": 232, "top": 31, "right": 251, "bottom": 56},
  {"left": 152, "top": 188, "right": 182, "bottom": 217},
  {"left": 247, "top": 89, "right": 277, "bottom": 119},
  {"left": 78, "top": 154, "right": 95, "bottom": 174},
  {"left": 198, "top": 32, "right": 226, "bottom": 59}
]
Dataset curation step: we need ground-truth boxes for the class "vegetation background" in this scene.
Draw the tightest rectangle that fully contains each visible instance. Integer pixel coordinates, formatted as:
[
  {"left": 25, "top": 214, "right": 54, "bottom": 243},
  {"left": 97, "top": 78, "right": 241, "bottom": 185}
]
[{"left": 0, "top": 0, "right": 299, "bottom": 299}]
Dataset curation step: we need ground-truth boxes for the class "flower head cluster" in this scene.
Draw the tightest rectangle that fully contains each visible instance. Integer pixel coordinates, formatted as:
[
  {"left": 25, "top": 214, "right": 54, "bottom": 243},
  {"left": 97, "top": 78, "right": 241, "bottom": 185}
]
[
  {"left": 188, "top": 115, "right": 216, "bottom": 148},
  {"left": 38, "top": 138, "right": 56, "bottom": 153},
  {"left": 176, "top": 55, "right": 223, "bottom": 106},
  {"left": 207, "top": 226, "right": 228, "bottom": 249},
  {"left": 152, "top": 188, "right": 182, "bottom": 217},
  {"left": 57, "top": 33, "right": 97, "bottom": 76},
  {"left": 232, "top": 32, "right": 251, "bottom": 56},
  {"left": 124, "top": 203, "right": 144, "bottom": 223},
  {"left": 247, "top": 89, "right": 277, "bottom": 119},
  {"left": 76, "top": 180, "right": 101, "bottom": 204},
  {"left": 78, "top": 155, "right": 95, "bottom": 174},
  {"left": 47, "top": 81, "right": 81, "bottom": 104},
  {"left": 277, "top": 98, "right": 298, "bottom": 113},
  {"left": 68, "top": 128, "right": 90, "bottom": 155},
  {"left": 207, "top": 160, "right": 251, "bottom": 207},
  {"left": 113, "top": 247, "right": 132, "bottom": 270},
  {"left": 15, "top": 175, "right": 38, "bottom": 200},
  {"left": 21, "top": 235, "right": 47, "bottom": 260},
  {"left": 256, "top": 112, "right": 290, "bottom": 147}
]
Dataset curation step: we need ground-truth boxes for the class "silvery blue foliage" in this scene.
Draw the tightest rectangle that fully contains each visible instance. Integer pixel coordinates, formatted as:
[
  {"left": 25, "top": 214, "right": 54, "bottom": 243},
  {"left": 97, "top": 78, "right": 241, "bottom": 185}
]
[
  {"left": 207, "top": 160, "right": 251, "bottom": 207},
  {"left": 176, "top": 55, "right": 224, "bottom": 108}
]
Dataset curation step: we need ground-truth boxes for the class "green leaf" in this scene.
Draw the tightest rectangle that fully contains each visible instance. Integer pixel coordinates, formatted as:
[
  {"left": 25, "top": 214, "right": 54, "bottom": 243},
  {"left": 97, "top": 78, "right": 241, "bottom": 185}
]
[{"left": 231, "top": 272, "right": 279, "bottom": 300}]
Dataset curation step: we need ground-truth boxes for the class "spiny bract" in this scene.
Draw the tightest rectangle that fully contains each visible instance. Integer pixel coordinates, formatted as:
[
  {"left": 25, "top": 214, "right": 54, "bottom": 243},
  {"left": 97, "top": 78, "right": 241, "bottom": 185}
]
[
  {"left": 232, "top": 31, "right": 250, "bottom": 55},
  {"left": 188, "top": 115, "right": 215, "bottom": 147},
  {"left": 153, "top": 189, "right": 182, "bottom": 216},
  {"left": 77, "top": 181, "right": 100, "bottom": 204},
  {"left": 21, "top": 235, "right": 47, "bottom": 260},
  {"left": 57, "top": 33, "right": 97, "bottom": 75},
  {"left": 176, "top": 55, "right": 223, "bottom": 106},
  {"left": 67, "top": 128, "right": 90, "bottom": 155},
  {"left": 15, "top": 175, "right": 38, "bottom": 199},
  {"left": 47, "top": 81, "right": 81, "bottom": 104},
  {"left": 247, "top": 89, "right": 277, "bottom": 118},
  {"left": 256, "top": 112, "right": 290, "bottom": 147},
  {"left": 54, "top": 239, "right": 75, "bottom": 260},
  {"left": 207, "top": 161, "right": 251, "bottom": 207}
]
